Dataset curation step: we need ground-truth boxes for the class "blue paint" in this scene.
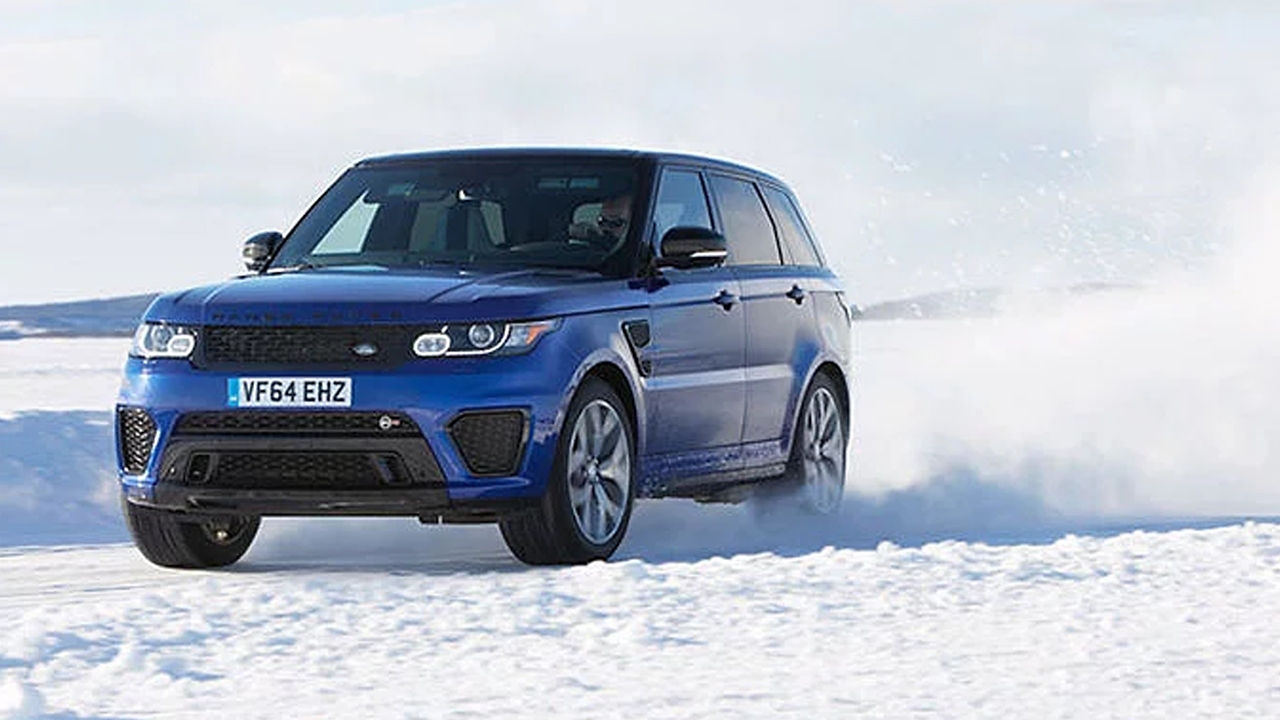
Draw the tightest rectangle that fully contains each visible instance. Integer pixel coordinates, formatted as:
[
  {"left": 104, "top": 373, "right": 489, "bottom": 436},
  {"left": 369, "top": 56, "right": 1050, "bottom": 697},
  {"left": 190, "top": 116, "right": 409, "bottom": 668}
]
[{"left": 115, "top": 150, "right": 851, "bottom": 517}]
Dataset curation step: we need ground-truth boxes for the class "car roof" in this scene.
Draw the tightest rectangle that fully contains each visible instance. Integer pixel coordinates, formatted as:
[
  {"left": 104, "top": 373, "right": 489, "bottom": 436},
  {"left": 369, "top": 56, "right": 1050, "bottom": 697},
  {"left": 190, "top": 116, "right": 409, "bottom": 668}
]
[{"left": 353, "top": 147, "right": 789, "bottom": 187}]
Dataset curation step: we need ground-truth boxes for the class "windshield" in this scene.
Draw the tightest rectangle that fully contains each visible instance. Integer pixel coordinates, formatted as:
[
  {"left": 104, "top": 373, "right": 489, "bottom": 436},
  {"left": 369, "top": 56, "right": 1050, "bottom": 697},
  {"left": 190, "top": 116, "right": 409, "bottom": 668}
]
[{"left": 271, "top": 159, "right": 643, "bottom": 275}]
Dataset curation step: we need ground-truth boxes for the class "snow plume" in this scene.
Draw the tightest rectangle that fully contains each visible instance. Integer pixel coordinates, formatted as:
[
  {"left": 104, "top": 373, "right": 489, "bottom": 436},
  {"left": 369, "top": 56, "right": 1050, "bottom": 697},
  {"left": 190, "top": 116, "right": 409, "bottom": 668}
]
[
  {"left": 851, "top": 176, "right": 1280, "bottom": 519},
  {"left": 841, "top": 4, "right": 1280, "bottom": 518}
]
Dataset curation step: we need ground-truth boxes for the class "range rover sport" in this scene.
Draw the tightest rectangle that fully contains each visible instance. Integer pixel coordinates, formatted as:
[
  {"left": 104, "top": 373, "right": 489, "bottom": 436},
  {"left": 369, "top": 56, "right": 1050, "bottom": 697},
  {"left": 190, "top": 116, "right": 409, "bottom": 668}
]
[{"left": 116, "top": 148, "right": 852, "bottom": 567}]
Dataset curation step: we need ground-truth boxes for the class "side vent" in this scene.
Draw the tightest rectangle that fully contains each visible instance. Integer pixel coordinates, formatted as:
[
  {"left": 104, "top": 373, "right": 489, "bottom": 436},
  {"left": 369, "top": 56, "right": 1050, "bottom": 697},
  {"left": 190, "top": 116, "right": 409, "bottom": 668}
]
[{"left": 622, "top": 320, "right": 652, "bottom": 377}]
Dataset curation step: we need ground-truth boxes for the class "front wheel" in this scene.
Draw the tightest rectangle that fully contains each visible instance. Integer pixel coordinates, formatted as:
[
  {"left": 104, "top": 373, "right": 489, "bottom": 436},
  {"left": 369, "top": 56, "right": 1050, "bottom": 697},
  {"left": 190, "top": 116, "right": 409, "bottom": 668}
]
[
  {"left": 122, "top": 495, "right": 259, "bottom": 568},
  {"left": 499, "top": 377, "right": 636, "bottom": 565}
]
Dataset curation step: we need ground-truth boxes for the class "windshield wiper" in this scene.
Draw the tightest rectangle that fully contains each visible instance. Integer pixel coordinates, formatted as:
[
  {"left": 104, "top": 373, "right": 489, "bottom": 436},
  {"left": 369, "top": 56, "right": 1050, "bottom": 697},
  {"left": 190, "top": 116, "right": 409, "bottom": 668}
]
[
  {"left": 415, "top": 258, "right": 484, "bottom": 270},
  {"left": 265, "top": 262, "right": 320, "bottom": 273},
  {"left": 269, "top": 261, "right": 393, "bottom": 273}
]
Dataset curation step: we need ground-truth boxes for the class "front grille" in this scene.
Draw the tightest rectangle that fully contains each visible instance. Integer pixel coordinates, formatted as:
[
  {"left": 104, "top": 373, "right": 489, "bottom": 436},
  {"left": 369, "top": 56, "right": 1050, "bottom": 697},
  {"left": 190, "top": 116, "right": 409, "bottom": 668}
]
[
  {"left": 206, "top": 452, "right": 403, "bottom": 489},
  {"left": 117, "top": 407, "right": 157, "bottom": 474},
  {"left": 160, "top": 410, "right": 445, "bottom": 490},
  {"left": 175, "top": 411, "right": 420, "bottom": 437},
  {"left": 197, "top": 325, "right": 414, "bottom": 368},
  {"left": 449, "top": 410, "right": 528, "bottom": 476}
]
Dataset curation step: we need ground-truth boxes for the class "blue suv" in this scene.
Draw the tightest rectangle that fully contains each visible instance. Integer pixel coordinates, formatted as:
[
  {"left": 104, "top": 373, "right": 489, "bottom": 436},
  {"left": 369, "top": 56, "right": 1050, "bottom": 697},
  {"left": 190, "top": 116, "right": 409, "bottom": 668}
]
[{"left": 116, "top": 149, "right": 852, "bottom": 567}]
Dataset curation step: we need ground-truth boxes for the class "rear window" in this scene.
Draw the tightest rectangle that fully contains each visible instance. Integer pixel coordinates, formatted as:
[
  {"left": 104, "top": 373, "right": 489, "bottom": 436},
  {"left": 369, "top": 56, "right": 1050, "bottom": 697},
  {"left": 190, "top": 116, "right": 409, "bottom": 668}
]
[
  {"left": 707, "top": 175, "right": 781, "bottom": 266},
  {"left": 761, "top": 185, "right": 822, "bottom": 267}
]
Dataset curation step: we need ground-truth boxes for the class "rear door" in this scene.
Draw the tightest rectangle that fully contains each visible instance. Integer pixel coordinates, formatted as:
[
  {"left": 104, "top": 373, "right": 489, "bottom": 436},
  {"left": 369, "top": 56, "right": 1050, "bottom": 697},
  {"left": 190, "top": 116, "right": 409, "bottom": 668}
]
[
  {"left": 643, "top": 168, "right": 746, "bottom": 460},
  {"left": 707, "top": 174, "right": 815, "bottom": 455}
]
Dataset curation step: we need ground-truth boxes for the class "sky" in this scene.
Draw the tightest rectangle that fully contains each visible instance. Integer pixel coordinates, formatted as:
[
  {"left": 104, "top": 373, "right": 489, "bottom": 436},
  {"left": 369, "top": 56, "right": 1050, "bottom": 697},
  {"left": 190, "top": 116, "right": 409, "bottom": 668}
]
[{"left": 0, "top": 0, "right": 1276, "bottom": 305}]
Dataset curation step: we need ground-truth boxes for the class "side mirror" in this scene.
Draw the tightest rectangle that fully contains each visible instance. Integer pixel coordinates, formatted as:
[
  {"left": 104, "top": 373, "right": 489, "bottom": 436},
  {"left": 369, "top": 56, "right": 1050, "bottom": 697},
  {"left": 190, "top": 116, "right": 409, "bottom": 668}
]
[
  {"left": 657, "top": 226, "right": 727, "bottom": 269},
  {"left": 242, "top": 231, "right": 283, "bottom": 272}
]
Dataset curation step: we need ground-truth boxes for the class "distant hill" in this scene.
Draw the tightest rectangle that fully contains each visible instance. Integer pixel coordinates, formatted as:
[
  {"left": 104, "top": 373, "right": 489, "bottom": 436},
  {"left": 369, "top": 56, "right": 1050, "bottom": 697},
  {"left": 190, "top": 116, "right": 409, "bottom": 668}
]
[
  {"left": 855, "top": 283, "right": 1137, "bottom": 321},
  {"left": 856, "top": 288, "right": 1005, "bottom": 321},
  {"left": 0, "top": 281, "right": 1137, "bottom": 339},
  {"left": 0, "top": 294, "right": 157, "bottom": 339}
]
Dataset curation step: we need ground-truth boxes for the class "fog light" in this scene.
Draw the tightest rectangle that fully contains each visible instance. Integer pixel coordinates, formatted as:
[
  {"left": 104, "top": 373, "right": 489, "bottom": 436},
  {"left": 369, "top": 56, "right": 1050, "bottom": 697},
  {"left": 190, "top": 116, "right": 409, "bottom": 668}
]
[{"left": 413, "top": 332, "right": 450, "bottom": 357}]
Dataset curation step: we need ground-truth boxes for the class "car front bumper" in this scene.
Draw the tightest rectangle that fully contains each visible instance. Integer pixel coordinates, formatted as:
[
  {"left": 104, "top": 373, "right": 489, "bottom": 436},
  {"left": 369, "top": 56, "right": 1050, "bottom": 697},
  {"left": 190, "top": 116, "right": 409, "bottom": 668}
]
[{"left": 115, "top": 347, "right": 580, "bottom": 513}]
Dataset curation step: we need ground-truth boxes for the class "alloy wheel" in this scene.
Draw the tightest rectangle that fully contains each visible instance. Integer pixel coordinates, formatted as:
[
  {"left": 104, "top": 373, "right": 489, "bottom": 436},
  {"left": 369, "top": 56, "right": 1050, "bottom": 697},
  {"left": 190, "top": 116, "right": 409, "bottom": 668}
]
[
  {"left": 566, "top": 400, "right": 631, "bottom": 544},
  {"left": 802, "top": 386, "right": 845, "bottom": 513}
]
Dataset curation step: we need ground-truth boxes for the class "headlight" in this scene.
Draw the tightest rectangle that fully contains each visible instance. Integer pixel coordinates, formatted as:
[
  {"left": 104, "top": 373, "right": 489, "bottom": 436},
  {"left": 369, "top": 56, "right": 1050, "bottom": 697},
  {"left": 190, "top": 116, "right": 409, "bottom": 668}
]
[
  {"left": 413, "top": 319, "right": 559, "bottom": 358},
  {"left": 467, "top": 323, "right": 498, "bottom": 349},
  {"left": 131, "top": 323, "right": 197, "bottom": 359}
]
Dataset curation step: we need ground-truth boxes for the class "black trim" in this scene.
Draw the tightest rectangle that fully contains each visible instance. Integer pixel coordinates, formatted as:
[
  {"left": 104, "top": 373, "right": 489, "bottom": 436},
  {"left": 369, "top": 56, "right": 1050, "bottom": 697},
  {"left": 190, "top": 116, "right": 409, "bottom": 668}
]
[
  {"left": 621, "top": 319, "right": 652, "bottom": 377},
  {"left": 157, "top": 435, "right": 446, "bottom": 489},
  {"left": 175, "top": 410, "right": 420, "bottom": 437},
  {"left": 354, "top": 148, "right": 789, "bottom": 188},
  {"left": 447, "top": 409, "right": 530, "bottom": 477},
  {"left": 195, "top": 325, "right": 416, "bottom": 371},
  {"left": 134, "top": 485, "right": 451, "bottom": 516},
  {"left": 126, "top": 486, "right": 535, "bottom": 519},
  {"left": 652, "top": 462, "right": 786, "bottom": 499},
  {"left": 117, "top": 407, "right": 157, "bottom": 475}
]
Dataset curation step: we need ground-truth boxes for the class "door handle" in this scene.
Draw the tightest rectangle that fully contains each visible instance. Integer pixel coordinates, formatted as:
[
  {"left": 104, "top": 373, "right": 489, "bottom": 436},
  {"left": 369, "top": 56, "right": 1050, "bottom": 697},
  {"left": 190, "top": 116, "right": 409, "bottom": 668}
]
[
  {"left": 786, "top": 285, "right": 806, "bottom": 305},
  {"left": 713, "top": 289, "right": 738, "bottom": 310}
]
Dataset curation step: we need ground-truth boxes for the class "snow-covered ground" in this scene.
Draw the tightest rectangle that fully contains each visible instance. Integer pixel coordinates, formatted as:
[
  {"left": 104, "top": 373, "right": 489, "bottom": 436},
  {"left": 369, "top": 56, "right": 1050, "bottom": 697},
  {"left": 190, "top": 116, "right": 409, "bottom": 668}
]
[
  {"left": 2, "top": 522, "right": 1278, "bottom": 719},
  {"left": 1, "top": 321, "right": 1279, "bottom": 718},
  {"left": 0, "top": 339, "right": 127, "bottom": 420}
]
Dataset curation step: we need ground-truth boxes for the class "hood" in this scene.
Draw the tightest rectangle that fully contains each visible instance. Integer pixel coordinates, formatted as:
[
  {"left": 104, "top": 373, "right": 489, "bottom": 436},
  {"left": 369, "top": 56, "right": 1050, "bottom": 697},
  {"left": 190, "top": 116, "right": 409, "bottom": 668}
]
[{"left": 145, "top": 266, "right": 645, "bottom": 326}]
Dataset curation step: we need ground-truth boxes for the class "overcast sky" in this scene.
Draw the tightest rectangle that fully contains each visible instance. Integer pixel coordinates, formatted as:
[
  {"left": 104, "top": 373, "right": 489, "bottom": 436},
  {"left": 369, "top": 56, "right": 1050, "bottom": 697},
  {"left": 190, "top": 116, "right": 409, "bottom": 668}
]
[{"left": 1, "top": 0, "right": 1276, "bottom": 305}]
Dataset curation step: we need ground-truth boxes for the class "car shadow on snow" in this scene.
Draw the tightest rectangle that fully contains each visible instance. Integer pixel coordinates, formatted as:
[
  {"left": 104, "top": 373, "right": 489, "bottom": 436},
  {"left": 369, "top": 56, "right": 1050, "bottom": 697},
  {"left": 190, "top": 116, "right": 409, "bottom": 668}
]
[
  {"left": 237, "top": 517, "right": 529, "bottom": 574},
  {"left": 237, "top": 466, "right": 1271, "bottom": 573},
  {"left": 618, "top": 466, "right": 1276, "bottom": 563}
]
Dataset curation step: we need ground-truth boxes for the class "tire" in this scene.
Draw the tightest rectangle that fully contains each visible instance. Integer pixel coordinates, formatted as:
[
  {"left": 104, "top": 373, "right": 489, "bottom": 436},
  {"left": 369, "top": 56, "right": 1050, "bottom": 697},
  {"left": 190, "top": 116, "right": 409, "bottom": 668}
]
[
  {"left": 121, "top": 494, "right": 260, "bottom": 569},
  {"left": 499, "top": 377, "right": 636, "bottom": 565},
  {"left": 779, "top": 372, "right": 849, "bottom": 515}
]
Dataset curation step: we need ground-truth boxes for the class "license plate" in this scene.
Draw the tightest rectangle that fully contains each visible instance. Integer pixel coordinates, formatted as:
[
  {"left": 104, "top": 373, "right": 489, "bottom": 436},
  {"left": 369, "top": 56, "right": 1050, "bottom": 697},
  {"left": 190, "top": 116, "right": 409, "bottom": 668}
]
[{"left": 228, "top": 377, "right": 352, "bottom": 408}]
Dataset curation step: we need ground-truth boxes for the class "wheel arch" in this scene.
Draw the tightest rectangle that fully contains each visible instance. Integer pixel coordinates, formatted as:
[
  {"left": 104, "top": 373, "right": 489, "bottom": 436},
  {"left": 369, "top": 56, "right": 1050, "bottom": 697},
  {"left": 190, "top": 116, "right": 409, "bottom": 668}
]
[
  {"left": 581, "top": 361, "right": 639, "bottom": 441},
  {"left": 784, "top": 358, "right": 851, "bottom": 457},
  {"left": 814, "top": 360, "right": 850, "bottom": 420},
  {"left": 558, "top": 349, "right": 646, "bottom": 457}
]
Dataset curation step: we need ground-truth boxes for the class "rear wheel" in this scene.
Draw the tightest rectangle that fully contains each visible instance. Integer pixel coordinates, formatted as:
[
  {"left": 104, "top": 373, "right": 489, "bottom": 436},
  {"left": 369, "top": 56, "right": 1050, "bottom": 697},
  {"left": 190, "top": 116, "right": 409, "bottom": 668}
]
[
  {"left": 499, "top": 377, "right": 635, "bottom": 565},
  {"left": 793, "top": 374, "right": 847, "bottom": 513},
  {"left": 759, "top": 373, "right": 848, "bottom": 515},
  {"left": 122, "top": 495, "right": 259, "bottom": 568}
]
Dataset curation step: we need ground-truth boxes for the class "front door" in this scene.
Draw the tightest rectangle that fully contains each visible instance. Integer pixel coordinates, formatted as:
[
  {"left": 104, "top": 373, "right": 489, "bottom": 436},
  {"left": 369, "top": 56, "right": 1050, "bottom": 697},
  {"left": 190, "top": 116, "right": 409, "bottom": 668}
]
[{"left": 644, "top": 168, "right": 746, "bottom": 466}]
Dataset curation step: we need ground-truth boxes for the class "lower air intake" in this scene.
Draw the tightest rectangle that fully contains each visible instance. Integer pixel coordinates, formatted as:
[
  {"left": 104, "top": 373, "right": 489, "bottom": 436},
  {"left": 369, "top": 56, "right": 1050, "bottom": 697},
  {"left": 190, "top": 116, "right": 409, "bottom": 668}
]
[
  {"left": 448, "top": 410, "right": 528, "bottom": 477},
  {"left": 205, "top": 452, "right": 406, "bottom": 490},
  {"left": 117, "top": 407, "right": 157, "bottom": 475}
]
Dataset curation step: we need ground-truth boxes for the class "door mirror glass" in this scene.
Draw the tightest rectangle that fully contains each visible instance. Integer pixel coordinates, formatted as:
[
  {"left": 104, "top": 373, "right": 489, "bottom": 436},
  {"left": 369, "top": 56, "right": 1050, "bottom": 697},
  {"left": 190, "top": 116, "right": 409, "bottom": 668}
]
[
  {"left": 658, "top": 226, "right": 727, "bottom": 269},
  {"left": 242, "top": 231, "right": 283, "bottom": 272}
]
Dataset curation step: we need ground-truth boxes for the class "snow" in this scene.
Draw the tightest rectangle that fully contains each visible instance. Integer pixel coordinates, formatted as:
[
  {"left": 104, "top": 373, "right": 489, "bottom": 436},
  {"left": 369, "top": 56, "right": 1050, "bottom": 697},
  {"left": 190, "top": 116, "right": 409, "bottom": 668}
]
[
  {"left": 2, "top": 293, "right": 1279, "bottom": 716},
  {"left": 0, "top": 523, "right": 1277, "bottom": 718},
  {"left": 1, "top": 318, "right": 1278, "bottom": 717},
  {"left": 0, "top": 675, "right": 45, "bottom": 720},
  {"left": 0, "top": 339, "right": 128, "bottom": 420}
]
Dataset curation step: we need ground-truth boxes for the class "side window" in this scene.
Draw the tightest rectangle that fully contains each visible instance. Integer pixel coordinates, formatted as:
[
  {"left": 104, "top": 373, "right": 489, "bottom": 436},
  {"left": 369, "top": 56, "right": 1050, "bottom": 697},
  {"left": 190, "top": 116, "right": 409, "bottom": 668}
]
[
  {"left": 653, "top": 169, "right": 712, "bottom": 241},
  {"left": 707, "top": 175, "right": 781, "bottom": 266},
  {"left": 762, "top": 186, "right": 822, "bottom": 266}
]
